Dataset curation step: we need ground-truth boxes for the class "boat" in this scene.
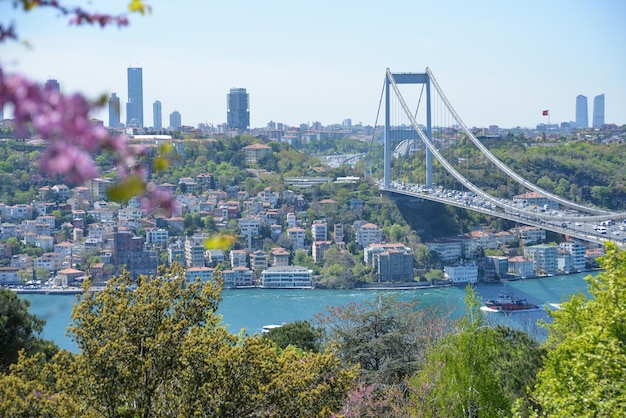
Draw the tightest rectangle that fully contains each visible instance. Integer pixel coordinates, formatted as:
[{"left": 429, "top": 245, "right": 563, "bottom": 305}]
[
  {"left": 261, "top": 324, "right": 283, "bottom": 334},
  {"left": 484, "top": 290, "right": 539, "bottom": 312}
]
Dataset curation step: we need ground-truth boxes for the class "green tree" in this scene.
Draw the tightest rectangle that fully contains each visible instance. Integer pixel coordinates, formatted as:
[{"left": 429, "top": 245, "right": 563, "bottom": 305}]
[
  {"left": 0, "top": 264, "right": 356, "bottom": 417},
  {"left": 318, "top": 294, "right": 455, "bottom": 385},
  {"left": 410, "top": 286, "right": 544, "bottom": 417},
  {"left": 524, "top": 242, "right": 626, "bottom": 417},
  {"left": 0, "top": 289, "right": 58, "bottom": 372},
  {"left": 264, "top": 320, "right": 323, "bottom": 352}
]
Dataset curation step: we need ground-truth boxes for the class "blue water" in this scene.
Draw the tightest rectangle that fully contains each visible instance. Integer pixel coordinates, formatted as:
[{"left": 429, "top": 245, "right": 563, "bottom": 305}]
[{"left": 19, "top": 271, "right": 595, "bottom": 352}]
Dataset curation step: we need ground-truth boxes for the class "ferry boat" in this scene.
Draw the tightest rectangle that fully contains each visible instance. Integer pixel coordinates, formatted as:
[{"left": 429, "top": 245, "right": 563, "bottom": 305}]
[{"left": 484, "top": 290, "right": 539, "bottom": 312}]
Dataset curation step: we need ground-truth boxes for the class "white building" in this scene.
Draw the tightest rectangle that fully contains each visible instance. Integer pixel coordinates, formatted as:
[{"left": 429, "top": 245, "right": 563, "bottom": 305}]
[
  {"left": 287, "top": 227, "right": 306, "bottom": 250},
  {"left": 559, "top": 241, "right": 586, "bottom": 271},
  {"left": 185, "top": 266, "right": 214, "bottom": 282},
  {"left": 444, "top": 261, "right": 478, "bottom": 284},
  {"left": 222, "top": 267, "right": 254, "bottom": 287},
  {"left": 425, "top": 239, "right": 463, "bottom": 263},
  {"left": 261, "top": 266, "right": 312, "bottom": 288},
  {"left": 311, "top": 220, "right": 327, "bottom": 242},
  {"left": 355, "top": 223, "right": 383, "bottom": 248},
  {"left": 146, "top": 228, "right": 169, "bottom": 245},
  {"left": 230, "top": 249, "right": 247, "bottom": 268},
  {"left": 514, "top": 226, "right": 546, "bottom": 245}
]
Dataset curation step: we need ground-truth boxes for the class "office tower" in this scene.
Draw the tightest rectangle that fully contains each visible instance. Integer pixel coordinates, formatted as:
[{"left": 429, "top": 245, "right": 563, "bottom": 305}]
[
  {"left": 108, "top": 93, "right": 121, "bottom": 128},
  {"left": 169, "top": 111, "right": 181, "bottom": 129},
  {"left": 592, "top": 94, "right": 605, "bottom": 128},
  {"left": 575, "top": 95, "right": 588, "bottom": 128},
  {"left": 0, "top": 104, "right": 3, "bottom": 120},
  {"left": 227, "top": 87, "right": 250, "bottom": 131},
  {"left": 44, "top": 79, "right": 60, "bottom": 92},
  {"left": 126, "top": 67, "right": 143, "bottom": 128},
  {"left": 153, "top": 100, "right": 162, "bottom": 129}
]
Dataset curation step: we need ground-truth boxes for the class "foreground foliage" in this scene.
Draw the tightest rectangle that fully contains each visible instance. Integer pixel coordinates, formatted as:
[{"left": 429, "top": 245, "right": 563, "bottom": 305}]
[
  {"left": 0, "top": 264, "right": 357, "bottom": 417},
  {"left": 524, "top": 242, "right": 626, "bottom": 416},
  {"left": 409, "top": 286, "right": 544, "bottom": 417}
]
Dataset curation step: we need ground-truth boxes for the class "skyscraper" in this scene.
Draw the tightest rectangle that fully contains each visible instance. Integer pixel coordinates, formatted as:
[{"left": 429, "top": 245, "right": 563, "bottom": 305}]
[
  {"left": 153, "top": 100, "right": 162, "bottom": 129},
  {"left": 575, "top": 95, "right": 588, "bottom": 128},
  {"left": 108, "top": 93, "right": 121, "bottom": 128},
  {"left": 592, "top": 94, "right": 605, "bottom": 128},
  {"left": 227, "top": 87, "right": 250, "bottom": 131},
  {"left": 126, "top": 67, "right": 143, "bottom": 128},
  {"left": 44, "top": 79, "right": 60, "bottom": 92},
  {"left": 169, "top": 111, "right": 181, "bottom": 130}
]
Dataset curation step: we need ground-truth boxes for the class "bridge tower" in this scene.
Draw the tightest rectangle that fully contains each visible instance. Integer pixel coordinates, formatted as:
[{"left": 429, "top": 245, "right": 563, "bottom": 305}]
[{"left": 384, "top": 70, "right": 433, "bottom": 189}]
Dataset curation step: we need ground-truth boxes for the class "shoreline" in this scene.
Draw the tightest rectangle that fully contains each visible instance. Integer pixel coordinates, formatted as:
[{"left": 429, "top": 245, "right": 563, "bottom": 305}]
[{"left": 8, "top": 269, "right": 601, "bottom": 295}]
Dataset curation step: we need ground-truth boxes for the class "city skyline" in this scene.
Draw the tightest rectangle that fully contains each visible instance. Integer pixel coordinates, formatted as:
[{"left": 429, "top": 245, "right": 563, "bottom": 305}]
[{"left": 1, "top": 1, "right": 625, "bottom": 129}]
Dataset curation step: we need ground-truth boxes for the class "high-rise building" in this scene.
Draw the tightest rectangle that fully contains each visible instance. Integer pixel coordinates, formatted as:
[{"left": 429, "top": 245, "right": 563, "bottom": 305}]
[
  {"left": 153, "top": 100, "right": 162, "bottom": 129},
  {"left": 126, "top": 67, "right": 143, "bottom": 128},
  {"left": 44, "top": 79, "right": 60, "bottom": 92},
  {"left": 169, "top": 111, "right": 181, "bottom": 130},
  {"left": 227, "top": 87, "right": 250, "bottom": 131},
  {"left": 108, "top": 93, "right": 121, "bottom": 128},
  {"left": 575, "top": 95, "right": 588, "bottom": 128},
  {"left": 592, "top": 94, "right": 605, "bottom": 128}
]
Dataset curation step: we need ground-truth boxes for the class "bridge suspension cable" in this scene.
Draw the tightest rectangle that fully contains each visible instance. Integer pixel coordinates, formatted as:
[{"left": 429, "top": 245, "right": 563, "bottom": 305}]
[{"left": 385, "top": 68, "right": 626, "bottom": 223}]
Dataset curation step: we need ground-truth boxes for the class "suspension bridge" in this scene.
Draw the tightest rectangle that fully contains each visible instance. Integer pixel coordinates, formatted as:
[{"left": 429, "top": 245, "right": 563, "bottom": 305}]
[{"left": 374, "top": 68, "right": 626, "bottom": 248}]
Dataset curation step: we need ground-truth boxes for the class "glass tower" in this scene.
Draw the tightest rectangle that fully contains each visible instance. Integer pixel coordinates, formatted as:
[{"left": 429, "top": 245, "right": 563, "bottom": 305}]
[
  {"left": 153, "top": 100, "right": 162, "bottom": 129},
  {"left": 227, "top": 87, "right": 250, "bottom": 131},
  {"left": 575, "top": 95, "right": 588, "bottom": 128},
  {"left": 592, "top": 94, "right": 604, "bottom": 128},
  {"left": 108, "top": 93, "right": 121, "bottom": 128},
  {"left": 126, "top": 67, "right": 144, "bottom": 128}
]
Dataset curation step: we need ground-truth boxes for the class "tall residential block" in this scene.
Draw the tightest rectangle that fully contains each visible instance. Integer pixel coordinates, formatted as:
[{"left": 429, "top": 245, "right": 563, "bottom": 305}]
[
  {"left": 227, "top": 87, "right": 250, "bottom": 131},
  {"left": 108, "top": 93, "right": 121, "bottom": 128},
  {"left": 575, "top": 94, "right": 588, "bottom": 128},
  {"left": 592, "top": 94, "right": 605, "bottom": 128},
  {"left": 153, "top": 100, "right": 162, "bottom": 129},
  {"left": 44, "top": 79, "right": 60, "bottom": 92},
  {"left": 126, "top": 67, "right": 144, "bottom": 128},
  {"left": 170, "top": 111, "right": 182, "bottom": 130}
]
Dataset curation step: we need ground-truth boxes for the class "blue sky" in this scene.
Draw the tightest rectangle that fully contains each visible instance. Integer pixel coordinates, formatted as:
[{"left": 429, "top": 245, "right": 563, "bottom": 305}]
[{"left": 1, "top": 0, "right": 625, "bottom": 129}]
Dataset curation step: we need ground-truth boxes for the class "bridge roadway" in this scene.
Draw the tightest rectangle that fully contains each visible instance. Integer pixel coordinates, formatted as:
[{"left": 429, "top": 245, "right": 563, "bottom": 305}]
[{"left": 379, "top": 181, "right": 626, "bottom": 249}]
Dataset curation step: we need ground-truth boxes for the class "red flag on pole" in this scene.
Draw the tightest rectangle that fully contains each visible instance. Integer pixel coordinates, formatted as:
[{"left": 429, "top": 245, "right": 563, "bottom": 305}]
[{"left": 542, "top": 110, "right": 549, "bottom": 116}]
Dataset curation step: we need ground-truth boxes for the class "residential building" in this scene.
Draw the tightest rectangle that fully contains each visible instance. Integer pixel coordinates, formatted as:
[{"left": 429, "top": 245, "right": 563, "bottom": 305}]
[
  {"left": 227, "top": 87, "right": 250, "bottom": 131},
  {"left": 249, "top": 250, "right": 268, "bottom": 272},
  {"left": 261, "top": 266, "right": 312, "bottom": 288},
  {"left": 425, "top": 239, "right": 463, "bottom": 263},
  {"left": 559, "top": 241, "right": 586, "bottom": 271},
  {"left": 311, "top": 220, "right": 327, "bottom": 242},
  {"left": 355, "top": 223, "right": 383, "bottom": 248},
  {"left": 112, "top": 230, "right": 158, "bottom": 279},
  {"left": 485, "top": 256, "right": 509, "bottom": 280},
  {"left": 242, "top": 143, "right": 272, "bottom": 164},
  {"left": 126, "top": 67, "right": 143, "bottom": 128},
  {"left": 333, "top": 224, "right": 344, "bottom": 243},
  {"left": 592, "top": 93, "right": 605, "bottom": 128},
  {"left": 185, "top": 266, "right": 214, "bottom": 282},
  {"left": 514, "top": 226, "right": 546, "bottom": 245},
  {"left": 508, "top": 256, "right": 534, "bottom": 278},
  {"left": 444, "top": 261, "right": 478, "bottom": 284},
  {"left": 0, "top": 267, "right": 20, "bottom": 286},
  {"left": 575, "top": 94, "right": 588, "bottom": 128},
  {"left": 222, "top": 267, "right": 254, "bottom": 287},
  {"left": 230, "top": 249, "right": 247, "bottom": 268},
  {"left": 206, "top": 249, "right": 225, "bottom": 267},
  {"left": 270, "top": 247, "right": 290, "bottom": 267},
  {"left": 524, "top": 244, "right": 558, "bottom": 275},
  {"left": 287, "top": 227, "right": 306, "bottom": 250},
  {"left": 146, "top": 228, "right": 169, "bottom": 245},
  {"left": 170, "top": 111, "right": 182, "bottom": 129},
  {"left": 153, "top": 100, "right": 162, "bottom": 129},
  {"left": 312, "top": 241, "right": 332, "bottom": 263},
  {"left": 184, "top": 235, "right": 206, "bottom": 268},
  {"left": 108, "top": 93, "right": 121, "bottom": 128},
  {"left": 366, "top": 244, "right": 414, "bottom": 282}
]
